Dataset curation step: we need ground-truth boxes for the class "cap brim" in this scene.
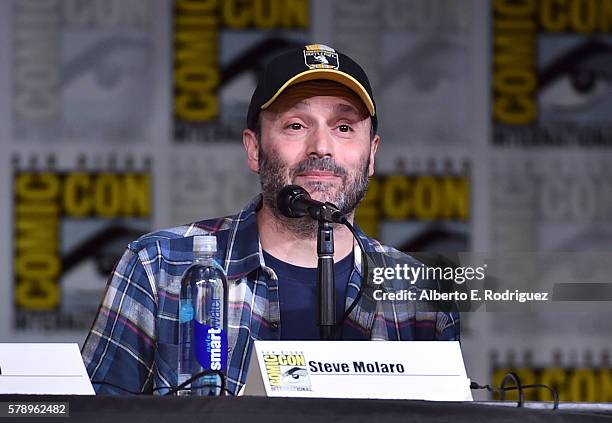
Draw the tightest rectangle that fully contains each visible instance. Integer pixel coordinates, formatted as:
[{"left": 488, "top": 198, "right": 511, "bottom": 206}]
[{"left": 260, "top": 69, "right": 375, "bottom": 117}]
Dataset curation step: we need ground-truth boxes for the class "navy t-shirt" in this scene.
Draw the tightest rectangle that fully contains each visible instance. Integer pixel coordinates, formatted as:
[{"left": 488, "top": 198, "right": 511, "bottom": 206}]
[{"left": 262, "top": 250, "right": 354, "bottom": 340}]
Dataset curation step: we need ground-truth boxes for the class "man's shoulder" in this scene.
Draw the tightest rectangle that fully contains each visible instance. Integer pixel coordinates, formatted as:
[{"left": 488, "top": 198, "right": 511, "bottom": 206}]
[
  {"left": 362, "top": 235, "right": 425, "bottom": 267},
  {"left": 126, "top": 215, "right": 236, "bottom": 255}
]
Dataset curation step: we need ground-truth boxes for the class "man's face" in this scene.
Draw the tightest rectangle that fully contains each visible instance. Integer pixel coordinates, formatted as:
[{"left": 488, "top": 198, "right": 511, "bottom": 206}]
[{"left": 244, "top": 80, "right": 379, "bottom": 236}]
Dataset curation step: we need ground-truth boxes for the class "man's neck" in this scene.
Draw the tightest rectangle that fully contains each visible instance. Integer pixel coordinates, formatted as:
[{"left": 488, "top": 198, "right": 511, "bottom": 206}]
[{"left": 256, "top": 204, "right": 355, "bottom": 268}]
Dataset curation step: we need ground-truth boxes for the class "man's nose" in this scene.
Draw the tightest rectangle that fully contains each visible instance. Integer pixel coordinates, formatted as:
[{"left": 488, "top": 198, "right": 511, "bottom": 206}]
[{"left": 306, "top": 125, "right": 334, "bottom": 158}]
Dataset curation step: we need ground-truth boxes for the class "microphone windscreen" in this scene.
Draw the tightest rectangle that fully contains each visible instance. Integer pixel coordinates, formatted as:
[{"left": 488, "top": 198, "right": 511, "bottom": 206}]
[{"left": 276, "top": 185, "right": 309, "bottom": 218}]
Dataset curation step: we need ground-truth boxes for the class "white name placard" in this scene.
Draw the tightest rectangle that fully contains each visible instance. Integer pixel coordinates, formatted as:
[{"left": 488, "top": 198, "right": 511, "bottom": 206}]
[
  {"left": 243, "top": 341, "right": 472, "bottom": 401},
  {"left": 0, "top": 343, "right": 95, "bottom": 395}
]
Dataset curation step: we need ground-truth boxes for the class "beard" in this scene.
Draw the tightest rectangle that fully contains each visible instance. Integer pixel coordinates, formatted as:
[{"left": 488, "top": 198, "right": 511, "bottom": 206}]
[{"left": 259, "top": 147, "right": 370, "bottom": 239}]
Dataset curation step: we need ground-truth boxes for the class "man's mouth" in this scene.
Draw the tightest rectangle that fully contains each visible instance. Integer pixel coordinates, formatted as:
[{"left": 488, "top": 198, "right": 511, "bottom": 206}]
[{"left": 295, "top": 171, "right": 340, "bottom": 181}]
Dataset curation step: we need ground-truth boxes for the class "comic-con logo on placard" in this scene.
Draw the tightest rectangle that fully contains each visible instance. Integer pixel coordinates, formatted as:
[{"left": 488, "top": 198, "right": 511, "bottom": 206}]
[
  {"left": 303, "top": 44, "right": 339, "bottom": 70},
  {"left": 263, "top": 352, "right": 312, "bottom": 392}
]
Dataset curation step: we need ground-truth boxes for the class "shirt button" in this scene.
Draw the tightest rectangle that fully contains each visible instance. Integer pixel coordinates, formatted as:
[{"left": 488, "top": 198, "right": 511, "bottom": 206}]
[{"left": 270, "top": 322, "right": 279, "bottom": 331}]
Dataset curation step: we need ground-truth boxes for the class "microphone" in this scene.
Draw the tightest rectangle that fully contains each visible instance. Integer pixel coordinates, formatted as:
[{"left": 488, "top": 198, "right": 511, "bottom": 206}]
[{"left": 276, "top": 185, "right": 347, "bottom": 224}]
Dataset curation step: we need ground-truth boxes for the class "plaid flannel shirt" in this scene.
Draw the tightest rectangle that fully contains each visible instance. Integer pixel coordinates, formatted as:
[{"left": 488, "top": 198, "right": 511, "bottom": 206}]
[{"left": 82, "top": 195, "right": 460, "bottom": 395}]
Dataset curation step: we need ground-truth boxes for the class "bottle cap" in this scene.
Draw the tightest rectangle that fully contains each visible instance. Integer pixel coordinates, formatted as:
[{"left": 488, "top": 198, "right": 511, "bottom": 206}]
[{"left": 193, "top": 235, "right": 217, "bottom": 253}]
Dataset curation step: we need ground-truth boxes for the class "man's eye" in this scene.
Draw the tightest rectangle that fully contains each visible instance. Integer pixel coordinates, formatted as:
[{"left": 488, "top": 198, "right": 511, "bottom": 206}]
[
  {"left": 288, "top": 123, "right": 303, "bottom": 130},
  {"left": 338, "top": 124, "right": 352, "bottom": 133}
]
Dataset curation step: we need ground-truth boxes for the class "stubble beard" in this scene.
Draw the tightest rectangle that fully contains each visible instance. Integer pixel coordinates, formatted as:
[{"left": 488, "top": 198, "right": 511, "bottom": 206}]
[{"left": 259, "top": 147, "right": 370, "bottom": 239}]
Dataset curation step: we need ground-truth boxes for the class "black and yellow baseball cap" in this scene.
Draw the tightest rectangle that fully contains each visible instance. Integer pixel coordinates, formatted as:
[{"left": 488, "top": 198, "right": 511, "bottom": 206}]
[{"left": 246, "top": 44, "right": 377, "bottom": 133}]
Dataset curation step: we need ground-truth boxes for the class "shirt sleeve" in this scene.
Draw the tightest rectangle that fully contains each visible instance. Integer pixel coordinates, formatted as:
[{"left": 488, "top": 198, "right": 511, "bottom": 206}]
[{"left": 81, "top": 245, "right": 157, "bottom": 394}]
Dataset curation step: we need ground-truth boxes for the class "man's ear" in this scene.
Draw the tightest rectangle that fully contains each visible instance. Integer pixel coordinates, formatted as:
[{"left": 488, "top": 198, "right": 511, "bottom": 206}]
[
  {"left": 368, "top": 134, "right": 380, "bottom": 176},
  {"left": 243, "top": 129, "right": 260, "bottom": 173}
]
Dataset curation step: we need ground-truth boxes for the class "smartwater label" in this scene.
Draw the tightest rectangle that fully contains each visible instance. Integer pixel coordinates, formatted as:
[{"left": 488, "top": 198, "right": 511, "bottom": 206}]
[{"left": 194, "top": 321, "right": 228, "bottom": 371}]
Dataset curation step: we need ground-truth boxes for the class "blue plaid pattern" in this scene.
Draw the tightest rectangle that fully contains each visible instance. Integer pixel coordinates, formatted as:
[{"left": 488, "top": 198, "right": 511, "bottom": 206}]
[{"left": 82, "top": 195, "right": 460, "bottom": 395}]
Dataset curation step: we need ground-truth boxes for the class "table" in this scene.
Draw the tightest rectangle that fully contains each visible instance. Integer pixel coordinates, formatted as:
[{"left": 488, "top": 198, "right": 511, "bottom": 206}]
[{"left": 0, "top": 395, "right": 610, "bottom": 422}]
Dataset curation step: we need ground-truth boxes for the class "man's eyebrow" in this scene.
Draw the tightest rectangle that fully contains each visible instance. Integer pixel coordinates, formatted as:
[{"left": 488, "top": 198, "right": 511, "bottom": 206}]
[
  {"left": 270, "top": 100, "right": 309, "bottom": 118},
  {"left": 293, "top": 100, "right": 310, "bottom": 110},
  {"left": 333, "top": 103, "right": 361, "bottom": 115}
]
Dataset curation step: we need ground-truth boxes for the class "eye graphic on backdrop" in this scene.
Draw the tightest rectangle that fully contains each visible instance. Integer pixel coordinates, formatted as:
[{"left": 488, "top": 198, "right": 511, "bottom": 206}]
[
  {"left": 62, "top": 37, "right": 150, "bottom": 89},
  {"left": 539, "top": 39, "right": 612, "bottom": 113},
  {"left": 62, "top": 225, "right": 147, "bottom": 277},
  {"left": 381, "top": 36, "right": 465, "bottom": 94}
]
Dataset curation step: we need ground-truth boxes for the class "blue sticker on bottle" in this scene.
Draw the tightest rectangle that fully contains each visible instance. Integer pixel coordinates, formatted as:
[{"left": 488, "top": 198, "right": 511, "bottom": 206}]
[
  {"left": 179, "top": 302, "right": 194, "bottom": 323},
  {"left": 194, "top": 321, "right": 228, "bottom": 371}
]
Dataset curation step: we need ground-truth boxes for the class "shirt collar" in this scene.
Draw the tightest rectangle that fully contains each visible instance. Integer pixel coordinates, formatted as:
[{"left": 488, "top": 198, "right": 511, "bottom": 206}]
[
  {"left": 222, "top": 195, "right": 264, "bottom": 280},
  {"left": 222, "top": 194, "right": 381, "bottom": 281}
]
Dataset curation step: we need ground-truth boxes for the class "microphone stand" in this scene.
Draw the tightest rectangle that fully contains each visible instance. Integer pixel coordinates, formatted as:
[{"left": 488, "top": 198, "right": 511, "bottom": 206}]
[
  {"left": 276, "top": 185, "right": 370, "bottom": 340},
  {"left": 317, "top": 220, "right": 336, "bottom": 340}
]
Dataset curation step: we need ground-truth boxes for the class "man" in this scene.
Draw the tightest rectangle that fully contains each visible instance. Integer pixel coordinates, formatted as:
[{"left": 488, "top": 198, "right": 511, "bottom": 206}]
[{"left": 82, "top": 44, "right": 459, "bottom": 395}]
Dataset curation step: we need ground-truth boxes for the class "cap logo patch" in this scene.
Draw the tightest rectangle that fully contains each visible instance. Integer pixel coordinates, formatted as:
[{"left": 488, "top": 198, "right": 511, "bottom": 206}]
[{"left": 303, "top": 44, "right": 339, "bottom": 70}]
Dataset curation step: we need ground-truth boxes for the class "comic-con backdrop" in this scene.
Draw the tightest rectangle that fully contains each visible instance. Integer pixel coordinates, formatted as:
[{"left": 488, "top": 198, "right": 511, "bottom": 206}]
[{"left": 0, "top": 0, "right": 610, "bottom": 401}]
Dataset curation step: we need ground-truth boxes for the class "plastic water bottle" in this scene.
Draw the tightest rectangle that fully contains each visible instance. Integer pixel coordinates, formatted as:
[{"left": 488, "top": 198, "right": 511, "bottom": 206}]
[{"left": 178, "top": 235, "right": 228, "bottom": 396}]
